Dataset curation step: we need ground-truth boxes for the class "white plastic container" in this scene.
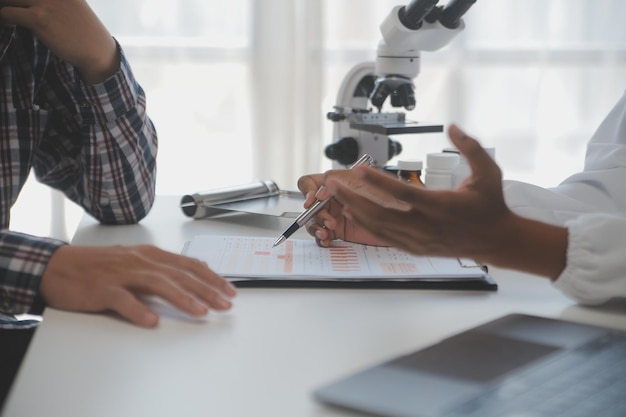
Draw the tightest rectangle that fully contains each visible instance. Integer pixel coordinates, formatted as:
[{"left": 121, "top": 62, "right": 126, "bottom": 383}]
[
  {"left": 442, "top": 147, "right": 495, "bottom": 188},
  {"left": 425, "top": 153, "right": 460, "bottom": 190}
]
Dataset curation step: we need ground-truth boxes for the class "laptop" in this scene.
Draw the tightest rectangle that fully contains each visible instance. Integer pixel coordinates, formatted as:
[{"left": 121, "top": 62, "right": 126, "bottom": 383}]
[{"left": 314, "top": 313, "right": 626, "bottom": 417}]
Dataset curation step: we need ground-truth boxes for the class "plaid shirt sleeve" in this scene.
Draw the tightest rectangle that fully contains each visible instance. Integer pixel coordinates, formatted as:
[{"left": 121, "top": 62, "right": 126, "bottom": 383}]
[
  {"left": 0, "top": 41, "right": 158, "bottom": 323},
  {"left": 34, "top": 42, "right": 158, "bottom": 224},
  {"left": 0, "top": 231, "right": 65, "bottom": 318}
]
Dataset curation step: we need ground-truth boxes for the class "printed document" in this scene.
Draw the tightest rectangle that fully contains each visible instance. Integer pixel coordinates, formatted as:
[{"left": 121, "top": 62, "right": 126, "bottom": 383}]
[{"left": 182, "top": 235, "right": 488, "bottom": 282}]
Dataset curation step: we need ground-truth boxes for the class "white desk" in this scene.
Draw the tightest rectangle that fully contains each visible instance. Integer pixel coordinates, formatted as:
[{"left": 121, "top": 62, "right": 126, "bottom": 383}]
[{"left": 4, "top": 196, "right": 626, "bottom": 417}]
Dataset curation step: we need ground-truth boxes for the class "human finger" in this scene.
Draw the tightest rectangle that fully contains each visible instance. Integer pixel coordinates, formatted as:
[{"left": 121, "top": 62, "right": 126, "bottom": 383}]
[
  {"left": 303, "top": 215, "right": 333, "bottom": 246},
  {"left": 297, "top": 174, "right": 324, "bottom": 207},
  {"left": 0, "top": 5, "right": 30, "bottom": 27},
  {"left": 107, "top": 248, "right": 229, "bottom": 314},
  {"left": 138, "top": 246, "right": 237, "bottom": 298},
  {"left": 310, "top": 221, "right": 336, "bottom": 247},
  {"left": 161, "top": 264, "right": 235, "bottom": 311},
  {"left": 326, "top": 172, "right": 397, "bottom": 228},
  {"left": 132, "top": 245, "right": 237, "bottom": 297},
  {"left": 355, "top": 166, "right": 428, "bottom": 203},
  {"left": 105, "top": 288, "right": 160, "bottom": 328},
  {"left": 448, "top": 124, "right": 501, "bottom": 183},
  {"left": 331, "top": 180, "right": 442, "bottom": 255},
  {"left": 301, "top": 169, "right": 360, "bottom": 217},
  {"left": 326, "top": 176, "right": 408, "bottom": 241},
  {"left": 129, "top": 268, "right": 222, "bottom": 316},
  {"left": 0, "top": 0, "right": 35, "bottom": 7}
]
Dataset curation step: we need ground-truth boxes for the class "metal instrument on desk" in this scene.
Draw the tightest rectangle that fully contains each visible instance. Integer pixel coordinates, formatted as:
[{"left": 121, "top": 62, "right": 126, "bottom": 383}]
[{"left": 181, "top": 180, "right": 279, "bottom": 219}]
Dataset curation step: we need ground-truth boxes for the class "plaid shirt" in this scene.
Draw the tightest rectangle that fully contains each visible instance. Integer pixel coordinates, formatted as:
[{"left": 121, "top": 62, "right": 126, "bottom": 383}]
[{"left": 0, "top": 27, "right": 157, "bottom": 327}]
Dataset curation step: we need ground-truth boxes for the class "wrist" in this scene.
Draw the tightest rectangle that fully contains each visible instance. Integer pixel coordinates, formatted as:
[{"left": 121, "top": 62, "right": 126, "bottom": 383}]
[
  {"left": 76, "top": 37, "right": 120, "bottom": 85},
  {"left": 485, "top": 213, "right": 567, "bottom": 280}
]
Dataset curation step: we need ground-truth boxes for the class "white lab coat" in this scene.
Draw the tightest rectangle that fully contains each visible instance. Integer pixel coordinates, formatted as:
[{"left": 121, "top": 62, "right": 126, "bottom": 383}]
[{"left": 503, "top": 90, "right": 626, "bottom": 305}]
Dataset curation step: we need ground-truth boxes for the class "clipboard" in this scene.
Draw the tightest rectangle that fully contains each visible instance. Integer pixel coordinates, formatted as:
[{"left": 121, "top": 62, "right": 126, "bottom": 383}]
[{"left": 182, "top": 236, "right": 497, "bottom": 291}]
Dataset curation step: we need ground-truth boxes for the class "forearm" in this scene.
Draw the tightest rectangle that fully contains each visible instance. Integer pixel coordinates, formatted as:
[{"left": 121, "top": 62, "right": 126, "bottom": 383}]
[
  {"left": 76, "top": 60, "right": 158, "bottom": 224},
  {"left": 483, "top": 213, "right": 568, "bottom": 280},
  {"left": 74, "top": 31, "right": 119, "bottom": 86},
  {"left": 76, "top": 116, "right": 157, "bottom": 224},
  {"left": 35, "top": 46, "right": 158, "bottom": 224}
]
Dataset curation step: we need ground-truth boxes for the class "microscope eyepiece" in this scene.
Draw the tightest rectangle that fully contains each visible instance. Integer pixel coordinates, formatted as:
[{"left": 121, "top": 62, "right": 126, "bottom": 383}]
[
  {"left": 399, "top": 0, "right": 439, "bottom": 30},
  {"left": 439, "top": 0, "right": 477, "bottom": 29}
]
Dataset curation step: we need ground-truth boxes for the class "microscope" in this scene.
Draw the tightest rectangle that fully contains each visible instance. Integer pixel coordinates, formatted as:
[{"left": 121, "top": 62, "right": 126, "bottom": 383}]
[{"left": 325, "top": 0, "right": 477, "bottom": 168}]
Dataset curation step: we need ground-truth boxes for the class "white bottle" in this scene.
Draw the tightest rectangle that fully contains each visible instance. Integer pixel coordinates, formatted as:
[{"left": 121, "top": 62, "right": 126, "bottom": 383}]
[
  {"left": 442, "top": 147, "right": 495, "bottom": 188},
  {"left": 425, "top": 153, "right": 460, "bottom": 190}
]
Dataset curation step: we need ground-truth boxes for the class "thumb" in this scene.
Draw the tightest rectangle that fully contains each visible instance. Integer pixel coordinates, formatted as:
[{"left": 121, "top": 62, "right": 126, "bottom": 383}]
[{"left": 447, "top": 124, "right": 501, "bottom": 182}]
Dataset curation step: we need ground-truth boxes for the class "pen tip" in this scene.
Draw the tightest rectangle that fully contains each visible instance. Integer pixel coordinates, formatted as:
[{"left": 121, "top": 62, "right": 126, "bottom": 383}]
[{"left": 273, "top": 236, "right": 285, "bottom": 248}]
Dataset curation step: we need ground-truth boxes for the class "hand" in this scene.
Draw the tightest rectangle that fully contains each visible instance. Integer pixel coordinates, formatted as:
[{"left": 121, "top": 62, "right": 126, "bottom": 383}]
[
  {"left": 0, "top": 0, "right": 119, "bottom": 84},
  {"left": 297, "top": 171, "right": 390, "bottom": 248},
  {"left": 40, "top": 245, "right": 238, "bottom": 328},
  {"left": 321, "top": 124, "right": 568, "bottom": 278},
  {"left": 321, "top": 124, "right": 512, "bottom": 259}
]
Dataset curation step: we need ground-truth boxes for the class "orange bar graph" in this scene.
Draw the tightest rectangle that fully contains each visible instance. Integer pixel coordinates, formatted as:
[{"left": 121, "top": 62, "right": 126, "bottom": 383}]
[
  {"left": 282, "top": 241, "right": 293, "bottom": 273},
  {"left": 328, "top": 244, "right": 360, "bottom": 272}
]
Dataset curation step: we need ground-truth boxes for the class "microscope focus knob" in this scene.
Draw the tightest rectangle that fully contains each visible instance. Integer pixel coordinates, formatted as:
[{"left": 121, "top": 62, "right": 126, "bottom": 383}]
[
  {"left": 327, "top": 111, "right": 347, "bottom": 122},
  {"left": 389, "top": 139, "right": 403, "bottom": 160},
  {"left": 325, "top": 137, "right": 360, "bottom": 166}
]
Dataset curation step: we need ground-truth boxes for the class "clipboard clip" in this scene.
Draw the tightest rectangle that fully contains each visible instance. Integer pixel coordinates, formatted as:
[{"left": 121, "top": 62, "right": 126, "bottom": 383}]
[{"left": 457, "top": 258, "right": 488, "bottom": 273}]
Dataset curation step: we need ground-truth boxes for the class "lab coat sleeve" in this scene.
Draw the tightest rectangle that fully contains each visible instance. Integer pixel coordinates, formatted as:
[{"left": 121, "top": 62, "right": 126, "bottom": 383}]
[
  {"left": 554, "top": 213, "right": 626, "bottom": 305},
  {"left": 503, "top": 89, "right": 626, "bottom": 226},
  {"left": 503, "top": 180, "right": 600, "bottom": 226},
  {"left": 502, "top": 90, "right": 626, "bottom": 305}
]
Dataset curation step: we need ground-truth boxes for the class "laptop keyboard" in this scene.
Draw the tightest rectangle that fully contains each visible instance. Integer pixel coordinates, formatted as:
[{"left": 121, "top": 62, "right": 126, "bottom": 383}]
[{"left": 444, "top": 332, "right": 626, "bottom": 417}]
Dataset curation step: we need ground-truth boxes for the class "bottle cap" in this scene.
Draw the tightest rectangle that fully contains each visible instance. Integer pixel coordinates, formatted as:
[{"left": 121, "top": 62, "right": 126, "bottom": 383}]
[
  {"left": 442, "top": 146, "right": 496, "bottom": 160},
  {"left": 397, "top": 159, "right": 423, "bottom": 171},
  {"left": 426, "top": 153, "right": 460, "bottom": 170},
  {"left": 383, "top": 165, "right": 400, "bottom": 176}
]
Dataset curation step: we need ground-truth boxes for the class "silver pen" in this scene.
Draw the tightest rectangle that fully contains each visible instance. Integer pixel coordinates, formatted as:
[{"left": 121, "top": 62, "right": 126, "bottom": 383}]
[{"left": 272, "top": 153, "right": 374, "bottom": 247}]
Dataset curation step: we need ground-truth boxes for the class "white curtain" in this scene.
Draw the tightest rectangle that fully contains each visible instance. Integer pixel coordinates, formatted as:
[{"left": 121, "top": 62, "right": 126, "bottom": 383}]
[
  {"left": 11, "top": 0, "right": 626, "bottom": 240},
  {"left": 249, "top": 0, "right": 324, "bottom": 187}
]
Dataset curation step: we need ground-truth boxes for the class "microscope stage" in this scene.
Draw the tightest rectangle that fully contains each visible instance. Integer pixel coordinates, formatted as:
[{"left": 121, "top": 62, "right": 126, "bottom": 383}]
[{"left": 349, "top": 120, "right": 443, "bottom": 135}]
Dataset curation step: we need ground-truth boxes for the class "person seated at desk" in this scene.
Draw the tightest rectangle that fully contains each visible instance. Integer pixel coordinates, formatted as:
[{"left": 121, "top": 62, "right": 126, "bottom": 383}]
[
  {"left": 0, "top": 0, "right": 237, "bottom": 330},
  {"left": 297, "top": 89, "right": 626, "bottom": 306}
]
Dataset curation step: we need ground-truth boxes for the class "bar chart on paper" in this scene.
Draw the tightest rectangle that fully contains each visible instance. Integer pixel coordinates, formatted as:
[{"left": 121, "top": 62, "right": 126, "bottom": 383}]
[{"left": 182, "top": 236, "right": 488, "bottom": 281}]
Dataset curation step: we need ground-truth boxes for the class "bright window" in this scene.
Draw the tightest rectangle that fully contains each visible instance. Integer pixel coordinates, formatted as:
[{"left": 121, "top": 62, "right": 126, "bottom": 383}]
[{"left": 11, "top": 0, "right": 626, "bottom": 240}]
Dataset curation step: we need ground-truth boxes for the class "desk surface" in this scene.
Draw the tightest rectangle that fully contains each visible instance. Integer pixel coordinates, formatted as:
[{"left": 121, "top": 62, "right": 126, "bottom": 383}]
[{"left": 4, "top": 196, "right": 626, "bottom": 417}]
